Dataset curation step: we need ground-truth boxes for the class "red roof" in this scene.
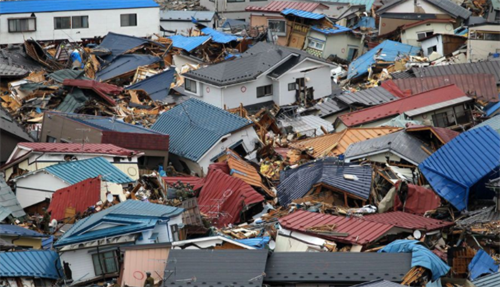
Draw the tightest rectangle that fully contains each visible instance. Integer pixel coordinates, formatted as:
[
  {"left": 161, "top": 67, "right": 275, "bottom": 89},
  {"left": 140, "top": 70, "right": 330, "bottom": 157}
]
[
  {"left": 48, "top": 177, "right": 101, "bottom": 221},
  {"left": 63, "top": 79, "right": 122, "bottom": 106},
  {"left": 339, "top": 85, "right": 468, "bottom": 127},
  {"left": 198, "top": 170, "right": 264, "bottom": 228},
  {"left": 394, "top": 184, "right": 442, "bottom": 216},
  {"left": 279, "top": 210, "right": 394, "bottom": 245},
  {"left": 406, "top": 125, "right": 459, "bottom": 144},
  {"left": 401, "top": 19, "right": 455, "bottom": 31},
  {"left": 363, "top": 211, "right": 454, "bottom": 231},
  {"left": 386, "top": 74, "right": 498, "bottom": 103},
  {"left": 18, "top": 142, "right": 140, "bottom": 156},
  {"left": 246, "top": 1, "right": 329, "bottom": 13},
  {"left": 162, "top": 176, "right": 205, "bottom": 191}
]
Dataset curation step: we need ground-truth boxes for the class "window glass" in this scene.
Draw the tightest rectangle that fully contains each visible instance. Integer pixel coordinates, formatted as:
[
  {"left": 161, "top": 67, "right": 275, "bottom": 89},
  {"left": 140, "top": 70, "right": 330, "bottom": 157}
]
[
  {"left": 121, "top": 14, "right": 137, "bottom": 27},
  {"left": 8, "top": 18, "right": 36, "bottom": 32},
  {"left": 257, "top": 85, "right": 273, "bottom": 98},
  {"left": 54, "top": 17, "right": 71, "bottom": 29},
  {"left": 268, "top": 20, "right": 286, "bottom": 36},
  {"left": 72, "top": 16, "right": 89, "bottom": 29},
  {"left": 185, "top": 79, "right": 197, "bottom": 93}
]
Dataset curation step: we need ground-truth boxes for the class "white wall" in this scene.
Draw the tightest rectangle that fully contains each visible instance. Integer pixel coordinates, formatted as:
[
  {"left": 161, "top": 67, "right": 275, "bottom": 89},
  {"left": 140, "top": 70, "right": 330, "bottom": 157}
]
[
  {"left": 420, "top": 35, "right": 444, "bottom": 57},
  {"left": 223, "top": 77, "right": 275, "bottom": 108},
  {"left": 15, "top": 172, "right": 69, "bottom": 208},
  {"left": 468, "top": 25, "right": 500, "bottom": 62},
  {"left": 386, "top": 0, "right": 446, "bottom": 14},
  {"left": 0, "top": 8, "right": 160, "bottom": 45},
  {"left": 136, "top": 215, "right": 183, "bottom": 244},
  {"left": 401, "top": 22, "right": 454, "bottom": 47},
  {"left": 60, "top": 249, "right": 96, "bottom": 284}
]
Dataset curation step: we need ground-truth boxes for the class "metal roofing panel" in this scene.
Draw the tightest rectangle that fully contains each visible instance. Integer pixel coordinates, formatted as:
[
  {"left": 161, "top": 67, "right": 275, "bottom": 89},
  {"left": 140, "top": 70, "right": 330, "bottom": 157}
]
[
  {"left": 350, "top": 280, "right": 405, "bottom": 287},
  {"left": 426, "top": 0, "right": 472, "bottom": 19},
  {"left": 468, "top": 249, "right": 498, "bottom": 280},
  {"left": 411, "top": 61, "right": 500, "bottom": 84},
  {"left": 338, "top": 86, "right": 398, "bottom": 106},
  {"left": 164, "top": 249, "right": 269, "bottom": 287},
  {"left": 168, "top": 35, "right": 211, "bottom": 52},
  {"left": 63, "top": 79, "right": 122, "bottom": 105},
  {"left": 0, "top": 107, "right": 33, "bottom": 142},
  {"left": 339, "top": 85, "right": 467, "bottom": 127},
  {"left": 404, "top": 96, "right": 472, "bottom": 117},
  {"left": 48, "top": 177, "right": 101, "bottom": 221},
  {"left": 311, "top": 24, "right": 351, "bottom": 35},
  {"left": 126, "top": 69, "right": 175, "bottom": 103},
  {"left": 58, "top": 112, "right": 162, "bottom": 134},
  {"left": 98, "top": 32, "right": 154, "bottom": 61},
  {"left": 473, "top": 272, "right": 500, "bottom": 287},
  {"left": 0, "top": 250, "right": 62, "bottom": 279},
  {"left": 265, "top": 252, "right": 411, "bottom": 283},
  {"left": 279, "top": 209, "right": 394, "bottom": 245},
  {"left": 405, "top": 126, "right": 459, "bottom": 144},
  {"left": 281, "top": 8, "right": 325, "bottom": 19},
  {"left": 363, "top": 211, "right": 454, "bottom": 231},
  {"left": 246, "top": 1, "right": 328, "bottom": 13},
  {"left": 56, "top": 88, "right": 87, "bottom": 113},
  {"left": 0, "top": 224, "right": 45, "bottom": 237},
  {"left": 45, "top": 157, "right": 134, "bottom": 185},
  {"left": 18, "top": 142, "right": 139, "bottom": 156},
  {"left": 160, "top": 10, "right": 216, "bottom": 21},
  {"left": 472, "top": 115, "right": 500, "bottom": 135},
  {"left": 200, "top": 27, "right": 239, "bottom": 44},
  {"left": 96, "top": 54, "right": 161, "bottom": 81},
  {"left": 315, "top": 97, "right": 348, "bottom": 117},
  {"left": 280, "top": 115, "right": 334, "bottom": 136},
  {"left": 198, "top": 169, "right": 264, "bottom": 227},
  {"left": 48, "top": 69, "right": 86, "bottom": 83},
  {"left": 0, "top": 0, "right": 158, "bottom": 14},
  {"left": 226, "top": 150, "right": 272, "bottom": 195},
  {"left": 151, "top": 98, "right": 253, "bottom": 162},
  {"left": 393, "top": 184, "right": 442, "bottom": 216},
  {"left": 419, "top": 126, "right": 500, "bottom": 211},
  {"left": 0, "top": 175, "right": 26, "bottom": 221}
]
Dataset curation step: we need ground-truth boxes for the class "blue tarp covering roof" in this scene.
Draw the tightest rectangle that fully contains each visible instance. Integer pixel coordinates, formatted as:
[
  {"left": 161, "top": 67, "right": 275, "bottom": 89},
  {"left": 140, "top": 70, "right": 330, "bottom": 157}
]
[
  {"left": 468, "top": 250, "right": 499, "bottom": 280},
  {"left": 348, "top": 40, "right": 420, "bottom": 79},
  {"left": 126, "top": 69, "right": 175, "bottom": 102},
  {"left": 419, "top": 126, "right": 500, "bottom": 211},
  {"left": 235, "top": 236, "right": 270, "bottom": 249},
  {"left": 0, "top": 0, "right": 158, "bottom": 14},
  {"left": 281, "top": 8, "right": 325, "bottom": 20},
  {"left": 379, "top": 240, "right": 450, "bottom": 281},
  {"left": 169, "top": 35, "right": 211, "bottom": 52},
  {"left": 311, "top": 24, "right": 351, "bottom": 35},
  {"left": 483, "top": 97, "right": 500, "bottom": 117},
  {"left": 200, "top": 27, "right": 240, "bottom": 44},
  {"left": 96, "top": 54, "right": 161, "bottom": 81},
  {"left": 0, "top": 250, "right": 62, "bottom": 279}
]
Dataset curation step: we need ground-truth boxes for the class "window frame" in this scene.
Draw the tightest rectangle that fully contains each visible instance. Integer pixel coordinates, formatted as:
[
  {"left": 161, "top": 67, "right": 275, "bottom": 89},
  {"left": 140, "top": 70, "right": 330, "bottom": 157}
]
[
  {"left": 416, "top": 30, "right": 433, "bottom": 40},
  {"left": 8, "top": 17, "right": 37, "bottom": 33},
  {"left": 54, "top": 16, "right": 71, "bottom": 30},
  {"left": 227, "top": 0, "right": 245, "bottom": 2},
  {"left": 72, "top": 16, "right": 89, "bottom": 29},
  {"left": 184, "top": 78, "right": 197, "bottom": 94},
  {"left": 120, "top": 13, "right": 137, "bottom": 27},
  {"left": 256, "top": 85, "right": 273, "bottom": 98},
  {"left": 92, "top": 251, "right": 119, "bottom": 276},
  {"left": 307, "top": 38, "right": 325, "bottom": 51},
  {"left": 268, "top": 19, "right": 286, "bottom": 37},
  {"left": 288, "top": 83, "right": 296, "bottom": 91}
]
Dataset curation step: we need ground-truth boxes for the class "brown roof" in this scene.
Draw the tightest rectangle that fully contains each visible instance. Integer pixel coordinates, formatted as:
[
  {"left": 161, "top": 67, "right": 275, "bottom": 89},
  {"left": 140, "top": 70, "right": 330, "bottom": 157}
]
[
  {"left": 246, "top": 1, "right": 329, "bottom": 13},
  {"left": 406, "top": 125, "right": 460, "bottom": 144},
  {"left": 289, "top": 127, "right": 401, "bottom": 158},
  {"left": 363, "top": 211, "right": 454, "bottom": 231}
]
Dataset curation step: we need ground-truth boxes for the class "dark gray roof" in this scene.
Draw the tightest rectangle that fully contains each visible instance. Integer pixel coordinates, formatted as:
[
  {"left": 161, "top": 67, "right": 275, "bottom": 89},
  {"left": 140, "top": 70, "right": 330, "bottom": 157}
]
[
  {"left": 472, "top": 272, "right": 500, "bottom": 287},
  {"left": 0, "top": 107, "right": 33, "bottom": 142},
  {"left": 98, "top": 32, "right": 161, "bottom": 61},
  {"left": 338, "top": 87, "right": 398, "bottom": 106},
  {"left": 351, "top": 280, "right": 406, "bottom": 287},
  {"left": 0, "top": 46, "right": 45, "bottom": 71},
  {"left": 344, "top": 131, "right": 430, "bottom": 165},
  {"left": 126, "top": 69, "right": 175, "bottom": 103},
  {"left": 264, "top": 252, "right": 412, "bottom": 283},
  {"left": 0, "top": 174, "right": 26, "bottom": 222},
  {"left": 315, "top": 98, "right": 348, "bottom": 117},
  {"left": 163, "top": 249, "right": 268, "bottom": 287},
  {"left": 378, "top": 0, "right": 471, "bottom": 19},
  {"left": 390, "top": 70, "right": 414, "bottom": 79},
  {"left": 184, "top": 42, "right": 332, "bottom": 86},
  {"left": 0, "top": 63, "right": 28, "bottom": 77},
  {"left": 96, "top": 54, "right": 161, "bottom": 81},
  {"left": 411, "top": 61, "right": 500, "bottom": 84}
]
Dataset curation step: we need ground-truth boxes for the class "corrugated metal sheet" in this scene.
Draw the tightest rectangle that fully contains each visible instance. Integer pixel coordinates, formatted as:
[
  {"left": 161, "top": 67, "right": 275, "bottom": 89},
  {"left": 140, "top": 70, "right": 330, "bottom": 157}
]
[
  {"left": 406, "top": 125, "right": 459, "bottom": 144},
  {"left": 122, "top": 245, "right": 170, "bottom": 287},
  {"left": 393, "top": 184, "right": 442, "bottom": 216},
  {"left": 45, "top": 157, "right": 134, "bottom": 185},
  {"left": 472, "top": 115, "right": 500, "bottom": 135},
  {"left": 344, "top": 131, "right": 430, "bottom": 165},
  {"left": 151, "top": 98, "right": 253, "bottom": 162},
  {"left": 468, "top": 249, "right": 498, "bottom": 280},
  {"left": 0, "top": 224, "right": 45, "bottom": 237},
  {"left": 48, "top": 69, "right": 86, "bottom": 83},
  {"left": 163, "top": 175, "right": 205, "bottom": 191},
  {"left": 311, "top": 24, "right": 351, "bottom": 35},
  {"left": 411, "top": 61, "right": 500, "bottom": 84},
  {"left": 419, "top": 126, "right": 500, "bottom": 211},
  {"left": 226, "top": 150, "right": 272, "bottom": 195},
  {"left": 404, "top": 96, "right": 472, "bottom": 117},
  {"left": 350, "top": 280, "right": 405, "bottom": 287},
  {"left": 338, "top": 86, "right": 398, "bottom": 106},
  {"left": 246, "top": 1, "right": 328, "bottom": 13},
  {"left": 339, "top": 85, "right": 467, "bottom": 127},
  {"left": 279, "top": 210, "right": 394, "bottom": 245},
  {"left": 348, "top": 40, "right": 420, "bottom": 79},
  {"left": 278, "top": 159, "right": 373, "bottom": 205},
  {"left": 0, "top": 250, "right": 62, "bottom": 279},
  {"left": 169, "top": 35, "right": 211, "bottom": 52},
  {"left": 388, "top": 74, "right": 498, "bottom": 103},
  {"left": 0, "top": 175, "right": 25, "bottom": 221},
  {"left": 200, "top": 27, "right": 239, "bottom": 44},
  {"left": 56, "top": 88, "right": 87, "bottom": 113},
  {"left": 63, "top": 79, "right": 122, "bottom": 105},
  {"left": 18, "top": 142, "right": 139, "bottom": 156},
  {"left": 426, "top": 0, "right": 472, "bottom": 19},
  {"left": 472, "top": 272, "right": 500, "bottom": 287},
  {"left": 315, "top": 98, "right": 348, "bottom": 117},
  {"left": 198, "top": 170, "right": 264, "bottom": 228},
  {"left": 363, "top": 211, "right": 454, "bottom": 231},
  {"left": 0, "top": 0, "right": 158, "bottom": 14},
  {"left": 98, "top": 32, "right": 159, "bottom": 61},
  {"left": 281, "top": 8, "right": 325, "bottom": 20},
  {"left": 48, "top": 177, "right": 101, "bottom": 221},
  {"left": 280, "top": 115, "right": 334, "bottom": 136},
  {"left": 290, "top": 127, "right": 400, "bottom": 158},
  {"left": 96, "top": 54, "right": 161, "bottom": 81},
  {"left": 126, "top": 69, "right": 175, "bottom": 102}
]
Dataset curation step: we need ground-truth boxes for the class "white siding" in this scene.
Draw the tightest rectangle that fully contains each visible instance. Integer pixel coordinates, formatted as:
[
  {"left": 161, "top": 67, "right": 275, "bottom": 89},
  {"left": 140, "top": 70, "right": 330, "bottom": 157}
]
[
  {"left": 0, "top": 8, "right": 160, "bottom": 45},
  {"left": 386, "top": 0, "right": 446, "bottom": 14},
  {"left": 60, "top": 249, "right": 97, "bottom": 284},
  {"left": 15, "top": 172, "right": 69, "bottom": 208},
  {"left": 420, "top": 35, "right": 444, "bottom": 57},
  {"left": 223, "top": 77, "right": 274, "bottom": 109}
]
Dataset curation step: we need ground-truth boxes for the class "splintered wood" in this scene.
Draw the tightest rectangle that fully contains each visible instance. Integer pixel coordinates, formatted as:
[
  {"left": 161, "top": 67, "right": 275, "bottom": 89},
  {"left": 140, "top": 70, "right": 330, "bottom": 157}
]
[{"left": 401, "top": 266, "right": 427, "bottom": 285}]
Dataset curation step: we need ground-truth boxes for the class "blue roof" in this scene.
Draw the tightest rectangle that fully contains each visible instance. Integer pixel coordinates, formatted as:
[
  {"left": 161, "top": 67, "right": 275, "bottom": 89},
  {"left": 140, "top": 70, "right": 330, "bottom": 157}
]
[
  {"left": 200, "top": 27, "right": 240, "bottom": 44},
  {"left": 45, "top": 157, "right": 134, "bottom": 185},
  {"left": 473, "top": 272, "right": 500, "bottom": 287},
  {"left": 0, "top": 0, "right": 158, "bottom": 14},
  {"left": 151, "top": 98, "right": 253, "bottom": 162},
  {"left": 96, "top": 54, "right": 161, "bottom": 81},
  {"left": 473, "top": 115, "right": 500, "bottom": 135},
  {"left": 468, "top": 250, "right": 499, "bottom": 280},
  {"left": 234, "top": 236, "right": 270, "bottom": 249},
  {"left": 348, "top": 40, "right": 420, "bottom": 79},
  {"left": 56, "top": 200, "right": 183, "bottom": 246},
  {"left": 379, "top": 240, "right": 450, "bottom": 281},
  {"left": 419, "top": 126, "right": 500, "bottom": 211},
  {"left": 61, "top": 113, "right": 163, "bottom": 134},
  {"left": 278, "top": 159, "right": 373, "bottom": 206},
  {"left": 311, "top": 24, "right": 351, "bottom": 35},
  {"left": 0, "top": 250, "right": 62, "bottom": 279},
  {"left": 0, "top": 224, "right": 45, "bottom": 238},
  {"left": 169, "top": 35, "right": 211, "bottom": 52},
  {"left": 352, "top": 16, "right": 376, "bottom": 29},
  {"left": 281, "top": 8, "right": 325, "bottom": 20},
  {"left": 126, "top": 69, "right": 175, "bottom": 102},
  {"left": 485, "top": 101, "right": 500, "bottom": 117}
]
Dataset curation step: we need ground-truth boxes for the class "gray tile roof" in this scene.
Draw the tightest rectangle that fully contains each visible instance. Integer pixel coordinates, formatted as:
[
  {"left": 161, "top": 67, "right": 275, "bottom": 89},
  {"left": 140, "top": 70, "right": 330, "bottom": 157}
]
[
  {"left": 426, "top": 0, "right": 472, "bottom": 19},
  {"left": 163, "top": 249, "right": 269, "bottom": 287},
  {"left": 411, "top": 61, "right": 500, "bottom": 84},
  {"left": 338, "top": 87, "right": 398, "bottom": 106},
  {"left": 0, "top": 174, "right": 26, "bottom": 222},
  {"left": 0, "top": 107, "right": 33, "bottom": 142},
  {"left": 0, "top": 63, "right": 28, "bottom": 77},
  {"left": 265, "top": 252, "right": 412, "bottom": 283},
  {"left": 344, "top": 131, "right": 430, "bottom": 165},
  {"left": 315, "top": 98, "right": 348, "bottom": 117}
]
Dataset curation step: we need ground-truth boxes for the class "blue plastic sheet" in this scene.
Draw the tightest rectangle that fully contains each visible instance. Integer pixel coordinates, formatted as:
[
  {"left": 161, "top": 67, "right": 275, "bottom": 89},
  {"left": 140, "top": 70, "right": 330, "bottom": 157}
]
[{"left": 468, "top": 250, "right": 499, "bottom": 280}]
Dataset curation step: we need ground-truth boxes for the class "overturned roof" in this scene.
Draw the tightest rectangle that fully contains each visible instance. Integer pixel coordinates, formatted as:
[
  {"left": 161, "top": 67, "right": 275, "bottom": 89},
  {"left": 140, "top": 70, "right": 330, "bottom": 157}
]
[
  {"left": 96, "top": 54, "right": 162, "bottom": 81},
  {"left": 363, "top": 211, "right": 454, "bottom": 231},
  {"left": 168, "top": 35, "right": 211, "bottom": 52},
  {"left": 0, "top": 175, "right": 25, "bottom": 221},
  {"left": 15, "top": 142, "right": 140, "bottom": 157},
  {"left": 126, "top": 69, "right": 175, "bottom": 103},
  {"left": 63, "top": 79, "right": 122, "bottom": 105},
  {"left": 405, "top": 125, "right": 460, "bottom": 145},
  {"left": 97, "top": 32, "right": 160, "bottom": 61},
  {"left": 246, "top": 1, "right": 329, "bottom": 13}
]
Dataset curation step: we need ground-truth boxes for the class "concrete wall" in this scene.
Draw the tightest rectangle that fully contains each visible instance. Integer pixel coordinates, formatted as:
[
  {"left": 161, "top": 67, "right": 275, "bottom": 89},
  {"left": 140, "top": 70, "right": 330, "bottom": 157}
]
[
  {"left": 401, "top": 22, "right": 454, "bottom": 47},
  {"left": 41, "top": 114, "right": 103, "bottom": 145},
  {"left": 0, "top": 8, "right": 160, "bottom": 45},
  {"left": 15, "top": 172, "right": 69, "bottom": 208},
  {"left": 468, "top": 25, "right": 500, "bottom": 62}
]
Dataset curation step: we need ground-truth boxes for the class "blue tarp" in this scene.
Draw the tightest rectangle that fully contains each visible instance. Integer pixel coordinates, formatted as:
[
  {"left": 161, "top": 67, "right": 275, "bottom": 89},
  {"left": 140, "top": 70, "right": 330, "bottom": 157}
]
[
  {"left": 419, "top": 126, "right": 500, "bottom": 211},
  {"left": 379, "top": 240, "right": 450, "bottom": 281},
  {"left": 348, "top": 40, "right": 420, "bottom": 79},
  {"left": 281, "top": 8, "right": 325, "bottom": 20},
  {"left": 200, "top": 27, "right": 239, "bottom": 44},
  {"left": 169, "top": 35, "right": 211, "bottom": 52},
  {"left": 311, "top": 24, "right": 351, "bottom": 35},
  {"left": 235, "top": 236, "right": 270, "bottom": 249},
  {"left": 126, "top": 69, "right": 176, "bottom": 102},
  {"left": 352, "top": 17, "right": 376, "bottom": 30},
  {"left": 468, "top": 250, "right": 499, "bottom": 280}
]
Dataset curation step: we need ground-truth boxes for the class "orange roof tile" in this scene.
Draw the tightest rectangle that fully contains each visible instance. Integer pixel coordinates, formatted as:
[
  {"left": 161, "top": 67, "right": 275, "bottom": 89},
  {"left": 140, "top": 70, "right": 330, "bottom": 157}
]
[{"left": 226, "top": 150, "right": 274, "bottom": 197}]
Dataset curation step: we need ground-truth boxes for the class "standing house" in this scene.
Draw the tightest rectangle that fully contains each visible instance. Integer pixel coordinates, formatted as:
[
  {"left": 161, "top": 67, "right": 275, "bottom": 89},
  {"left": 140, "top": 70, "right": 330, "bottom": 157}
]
[
  {"left": 54, "top": 200, "right": 184, "bottom": 285},
  {"left": 182, "top": 42, "right": 336, "bottom": 109},
  {"left": 0, "top": 0, "right": 160, "bottom": 45},
  {"left": 399, "top": 19, "right": 456, "bottom": 47},
  {"left": 160, "top": 11, "right": 218, "bottom": 36},
  {"left": 467, "top": 23, "right": 500, "bottom": 62},
  {"left": 376, "top": 0, "right": 471, "bottom": 35}
]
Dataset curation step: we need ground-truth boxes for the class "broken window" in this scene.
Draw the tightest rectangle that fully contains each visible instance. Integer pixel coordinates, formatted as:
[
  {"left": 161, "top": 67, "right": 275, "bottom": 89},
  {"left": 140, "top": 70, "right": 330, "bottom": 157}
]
[
  {"left": 307, "top": 38, "right": 325, "bottom": 51},
  {"left": 454, "top": 104, "right": 471, "bottom": 125},
  {"left": 120, "top": 14, "right": 137, "bottom": 27},
  {"left": 54, "top": 17, "right": 71, "bottom": 29},
  {"left": 268, "top": 19, "right": 286, "bottom": 36},
  {"left": 257, "top": 85, "right": 273, "bottom": 98},
  {"left": 432, "top": 112, "right": 449, "bottom": 128},
  {"left": 417, "top": 31, "right": 433, "bottom": 40},
  {"left": 8, "top": 18, "right": 36, "bottom": 33},
  {"left": 92, "top": 251, "right": 118, "bottom": 276},
  {"left": 185, "top": 78, "right": 197, "bottom": 93},
  {"left": 427, "top": 45, "right": 437, "bottom": 55},
  {"left": 72, "top": 16, "right": 89, "bottom": 29}
]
